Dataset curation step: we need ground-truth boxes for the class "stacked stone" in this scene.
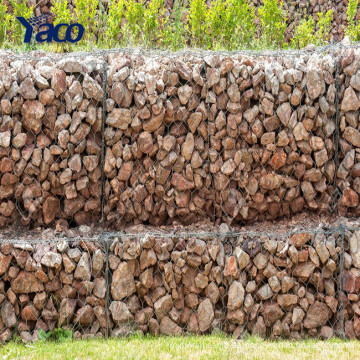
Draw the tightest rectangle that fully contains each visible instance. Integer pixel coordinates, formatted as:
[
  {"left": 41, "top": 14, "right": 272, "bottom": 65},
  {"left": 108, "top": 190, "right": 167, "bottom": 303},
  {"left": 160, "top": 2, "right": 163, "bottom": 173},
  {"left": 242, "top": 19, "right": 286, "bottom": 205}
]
[
  {"left": 103, "top": 51, "right": 337, "bottom": 227},
  {"left": 338, "top": 48, "right": 360, "bottom": 218},
  {"left": 106, "top": 229, "right": 342, "bottom": 339},
  {"left": 0, "top": 54, "right": 104, "bottom": 229},
  {"left": 1, "top": 223, "right": 360, "bottom": 342},
  {"left": 342, "top": 226, "right": 360, "bottom": 338},
  {"left": 2, "top": 48, "right": 360, "bottom": 228},
  {"left": 0, "top": 239, "right": 107, "bottom": 343}
]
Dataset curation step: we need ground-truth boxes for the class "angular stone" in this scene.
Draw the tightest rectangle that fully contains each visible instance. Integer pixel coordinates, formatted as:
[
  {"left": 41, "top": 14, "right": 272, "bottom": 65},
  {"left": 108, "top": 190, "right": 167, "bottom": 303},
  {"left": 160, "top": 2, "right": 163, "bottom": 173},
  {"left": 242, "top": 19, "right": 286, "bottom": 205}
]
[
  {"left": 228, "top": 281, "right": 245, "bottom": 310},
  {"left": 304, "top": 301, "right": 332, "bottom": 329},
  {"left": 111, "top": 262, "right": 136, "bottom": 300},
  {"left": 11, "top": 271, "right": 44, "bottom": 293},
  {"left": 197, "top": 298, "right": 214, "bottom": 332},
  {"left": 109, "top": 301, "right": 134, "bottom": 324}
]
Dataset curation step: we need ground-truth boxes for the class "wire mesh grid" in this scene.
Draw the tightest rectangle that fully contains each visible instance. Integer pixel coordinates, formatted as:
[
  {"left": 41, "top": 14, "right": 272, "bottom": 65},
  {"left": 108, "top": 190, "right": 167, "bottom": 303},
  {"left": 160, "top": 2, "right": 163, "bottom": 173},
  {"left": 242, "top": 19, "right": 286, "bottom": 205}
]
[
  {"left": 1, "top": 45, "right": 360, "bottom": 228},
  {"left": 0, "top": 221, "right": 359, "bottom": 342},
  {"left": 1, "top": 45, "right": 360, "bottom": 342}
]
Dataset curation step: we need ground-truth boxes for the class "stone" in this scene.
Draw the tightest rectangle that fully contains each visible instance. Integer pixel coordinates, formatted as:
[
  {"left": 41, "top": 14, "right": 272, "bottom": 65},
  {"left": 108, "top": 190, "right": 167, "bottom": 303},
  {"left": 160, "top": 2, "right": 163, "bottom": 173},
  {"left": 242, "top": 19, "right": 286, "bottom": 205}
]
[
  {"left": 234, "top": 247, "right": 250, "bottom": 270},
  {"left": 277, "top": 294, "right": 298, "bottom": 308},
  {"left": 21, "top": 100, "right": 45, "bottom": 134},
  {"left": 290, "top": 233, "right": 312, "bottom": 247},
  {"left": 304, "top": 301, "right": 332, "bottom": 329},
  {"left": 306, "top": 69, "right": 323, "bottom": 100},
  {"left": 227, "top": 281, "right": 245, "bottom": 310},
  {"left": 154, "top": 295, "right": 172, "bottom": 321},
  {"left": 341, "top": 87, "right": 360, "bottom": 112},
  {"left": 343, "top": 127, "right": 360, "bottom": 147},
  {"left": 41, "top": 252, "right": 62, "bottom": 268},
  {"left": 197, "top": 298, "right": 214, "bottom": 332},
  {"left": 0, "top": 131, "right": 10, "bottom": 148},
  {"left": 293, "top": 262, "right": 316, "bottom": 279},
  {"left": 178, "top": 85, "right": 192, "bottom": 104},
  {"left": 109, "top": 301, "right": 134, "bottom": 324},
  {"left": 292, "top": 307, "right": 305, "bottom": 325},
  {"left": 51, "top": 69, "right": 66, "bottom": 97},
  {"left": 262, "top": 302, "right": 284, "bottom": 326},
  {"left": 83, "top": 74, "right": 103, "bottom": 101},
  {"left": 111, "top": 262, "right": 136, "bottom": 300},
  {"left": 75, "top": 305, "right": 95, "bottom": 326},
  {"left": 19, "top": 78, "right": 37, "bottom": 99},
  {"left": 340, "top": 188, "right": 359, "bottom": 208},
  {"left": 182, "top": 133, "right": 195, "bottom": 161},
  {"left": 138, "top": 132, "right": 153, "bottom": 154},
  {"left": 276, "top": 102, "right": 291, "bottom": 126},
  {"left": 11, "top": 272, "right": 44, "bottom": 293},
  {"left": 253, "top": 253, "right": 267, "bottom": 269},
  {"left": 74, "top": 253, "right": 91, "bottom": 281},
  {"left": 106, "top": 108, "right": 132, "bottom": 130},
  {"left": 160, "top": 316, "right": 182, "bottom": 335},
  {"left": 257, "top": 284, "right": 273, "bottom": 301},
  {"left": 1, "top": 302, "right": 17, "bottom": 328}
]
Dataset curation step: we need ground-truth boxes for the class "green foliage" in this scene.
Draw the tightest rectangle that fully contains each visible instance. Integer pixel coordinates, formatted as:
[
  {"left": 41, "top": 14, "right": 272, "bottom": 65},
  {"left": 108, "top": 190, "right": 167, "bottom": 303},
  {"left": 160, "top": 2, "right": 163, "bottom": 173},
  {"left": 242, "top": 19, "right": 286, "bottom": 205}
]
[
  {"left": 52, "top": 0, "right": 72, "bottom": 24},
  {"left": 0, "top": 1, "right": 11, "bottom": 45},
  {"left": 143, "top": 0, "right": 166, "bottom": 47},
  {"left": 9, "top": 0, "right": 33, "bottom": 46},
  {"left": 74, "top": 0, "right": 99, "bottom": 42},
  {"left": 123, "top": 0, "right": 145, "bottom": 45},
  {"left": 258, "top": 0, "right": 287, "bottom": 48},
  {"left": 162, "top": 0, "right": 187, "bottom": 50},
  {"left": 38, "top": 328, "right": 72, "bottom": 343},
  {"left": 106, "top": 0, "right": 126, "bottom": 47},
  {"left": 50, "top": 0, "right": 72, "bottom": 51},
  {"left": 291, "top": 16, "right": 315, "bottom": 49},
  {"left": 187, "top": 0, "right": 207, "bottom": 47},
  {"left": 205, "top": 0, "right": 227, "bottom": 49},
  {"left": 346, "top": 0, "right": 360, "bottom": 41},
  {"left": 224, "top": 0, "right": 256, "bottom": 49},
  {"left": 314, "top": 10, "right": 333, "bottom": 45},
  {"left": 0, "top": 0, "right": 352, "bottom": 52}
]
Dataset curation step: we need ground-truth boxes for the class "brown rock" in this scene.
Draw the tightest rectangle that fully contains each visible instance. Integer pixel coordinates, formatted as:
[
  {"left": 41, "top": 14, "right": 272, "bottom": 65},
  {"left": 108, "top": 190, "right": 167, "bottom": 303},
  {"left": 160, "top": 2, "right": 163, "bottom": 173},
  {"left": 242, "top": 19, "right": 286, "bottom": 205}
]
[
  {"left": 11, "top": 271, "right": 44, "bottom": 293},
  {"left": 341, "top": 87, "right": 360, "bottom": 112},
  {"left": 111, "top": 262, "right": 136, "bottom": 300},
  {"left": 303, "top": 301, "right": 332, "bottom": 329},
  {"left": 197, "top": 298, "right": 214, "bottom": 332},
  {"left": 160, "top": 316, "right": 182, "bottom": 335},
  {"left": 228, "top": 281, "right": 245, "bottom": 310},
  {"left": 21, "top": 100, "right": 45, "bottom": 134}
]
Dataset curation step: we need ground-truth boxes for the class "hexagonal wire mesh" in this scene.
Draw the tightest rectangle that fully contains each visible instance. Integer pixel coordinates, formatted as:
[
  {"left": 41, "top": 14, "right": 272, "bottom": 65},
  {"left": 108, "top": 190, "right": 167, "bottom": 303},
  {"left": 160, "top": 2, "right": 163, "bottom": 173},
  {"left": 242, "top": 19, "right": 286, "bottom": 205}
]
[
  {"left": 0, "top": 231, "right": 108, "bottom": 343},
  {"left": 2, "top": 223, "right": 360, "bottom": 343},
  {"left": 3, "top": 45, "right": 360, "bottom": 228},
  {"left": 101, "top": 47, "right": 342, "bottom": 229},
  {"left": 0, "top": 52, "right": 106, "bottom": 230},
  {"left": 2, "top": 44, "right": 360, "bottom": 342}
]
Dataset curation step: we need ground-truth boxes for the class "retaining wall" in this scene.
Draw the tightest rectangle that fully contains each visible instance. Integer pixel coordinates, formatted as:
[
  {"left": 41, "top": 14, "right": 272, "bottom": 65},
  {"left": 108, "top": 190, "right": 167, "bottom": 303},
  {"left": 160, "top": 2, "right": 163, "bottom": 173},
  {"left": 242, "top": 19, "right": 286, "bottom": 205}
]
[
  {"left": 1, "top": 47, "right": 360, "bottom": 228},
  {"left": 1, "top": 220, "right": 360, "bottom": 343}
]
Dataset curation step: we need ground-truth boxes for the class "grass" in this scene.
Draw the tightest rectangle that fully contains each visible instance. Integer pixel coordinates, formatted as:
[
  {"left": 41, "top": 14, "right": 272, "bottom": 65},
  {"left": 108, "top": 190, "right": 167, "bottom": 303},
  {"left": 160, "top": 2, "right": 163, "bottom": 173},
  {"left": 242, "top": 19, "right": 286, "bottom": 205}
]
[{"left": 1, "top": 335, "right": 360, "bottom": 360}]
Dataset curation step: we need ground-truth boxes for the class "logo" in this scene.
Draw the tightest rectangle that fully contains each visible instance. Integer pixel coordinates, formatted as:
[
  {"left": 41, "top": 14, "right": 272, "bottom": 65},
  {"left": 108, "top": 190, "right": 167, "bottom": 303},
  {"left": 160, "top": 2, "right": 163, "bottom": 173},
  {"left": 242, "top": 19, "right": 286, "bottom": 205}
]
[{"left": 16, "top": 14, "right": 85, "bottom": 43}]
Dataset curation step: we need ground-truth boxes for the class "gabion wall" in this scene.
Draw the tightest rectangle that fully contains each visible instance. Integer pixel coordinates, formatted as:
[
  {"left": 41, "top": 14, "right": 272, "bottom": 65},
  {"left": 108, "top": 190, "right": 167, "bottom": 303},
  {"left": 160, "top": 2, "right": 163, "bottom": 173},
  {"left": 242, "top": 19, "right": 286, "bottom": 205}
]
[
  {"left": 1, "top": 47, "right": 360, "bottom": 228},
  {"left": 0, "top": 221, "right": 360, "bottom": 343}
]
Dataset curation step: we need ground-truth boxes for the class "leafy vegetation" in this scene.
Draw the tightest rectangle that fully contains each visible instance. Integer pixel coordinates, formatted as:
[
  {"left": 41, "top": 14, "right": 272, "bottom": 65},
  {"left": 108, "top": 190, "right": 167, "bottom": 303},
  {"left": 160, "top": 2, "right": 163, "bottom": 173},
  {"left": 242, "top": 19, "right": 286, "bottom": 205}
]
[
  {"left": 38, "top": 328, "right": 73, "bottom": 343},
  {"left": 0, "top": 0, "right": 358, "bottom": 52},
  {"left": 346, "top": 0, "right": 360, "bottom": 41},
  {"left": 258, "top": 0, "right": 287, "bottom": 48},
  {"left": 291, "top": 10, "right": 334, "bottom": 48}
]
